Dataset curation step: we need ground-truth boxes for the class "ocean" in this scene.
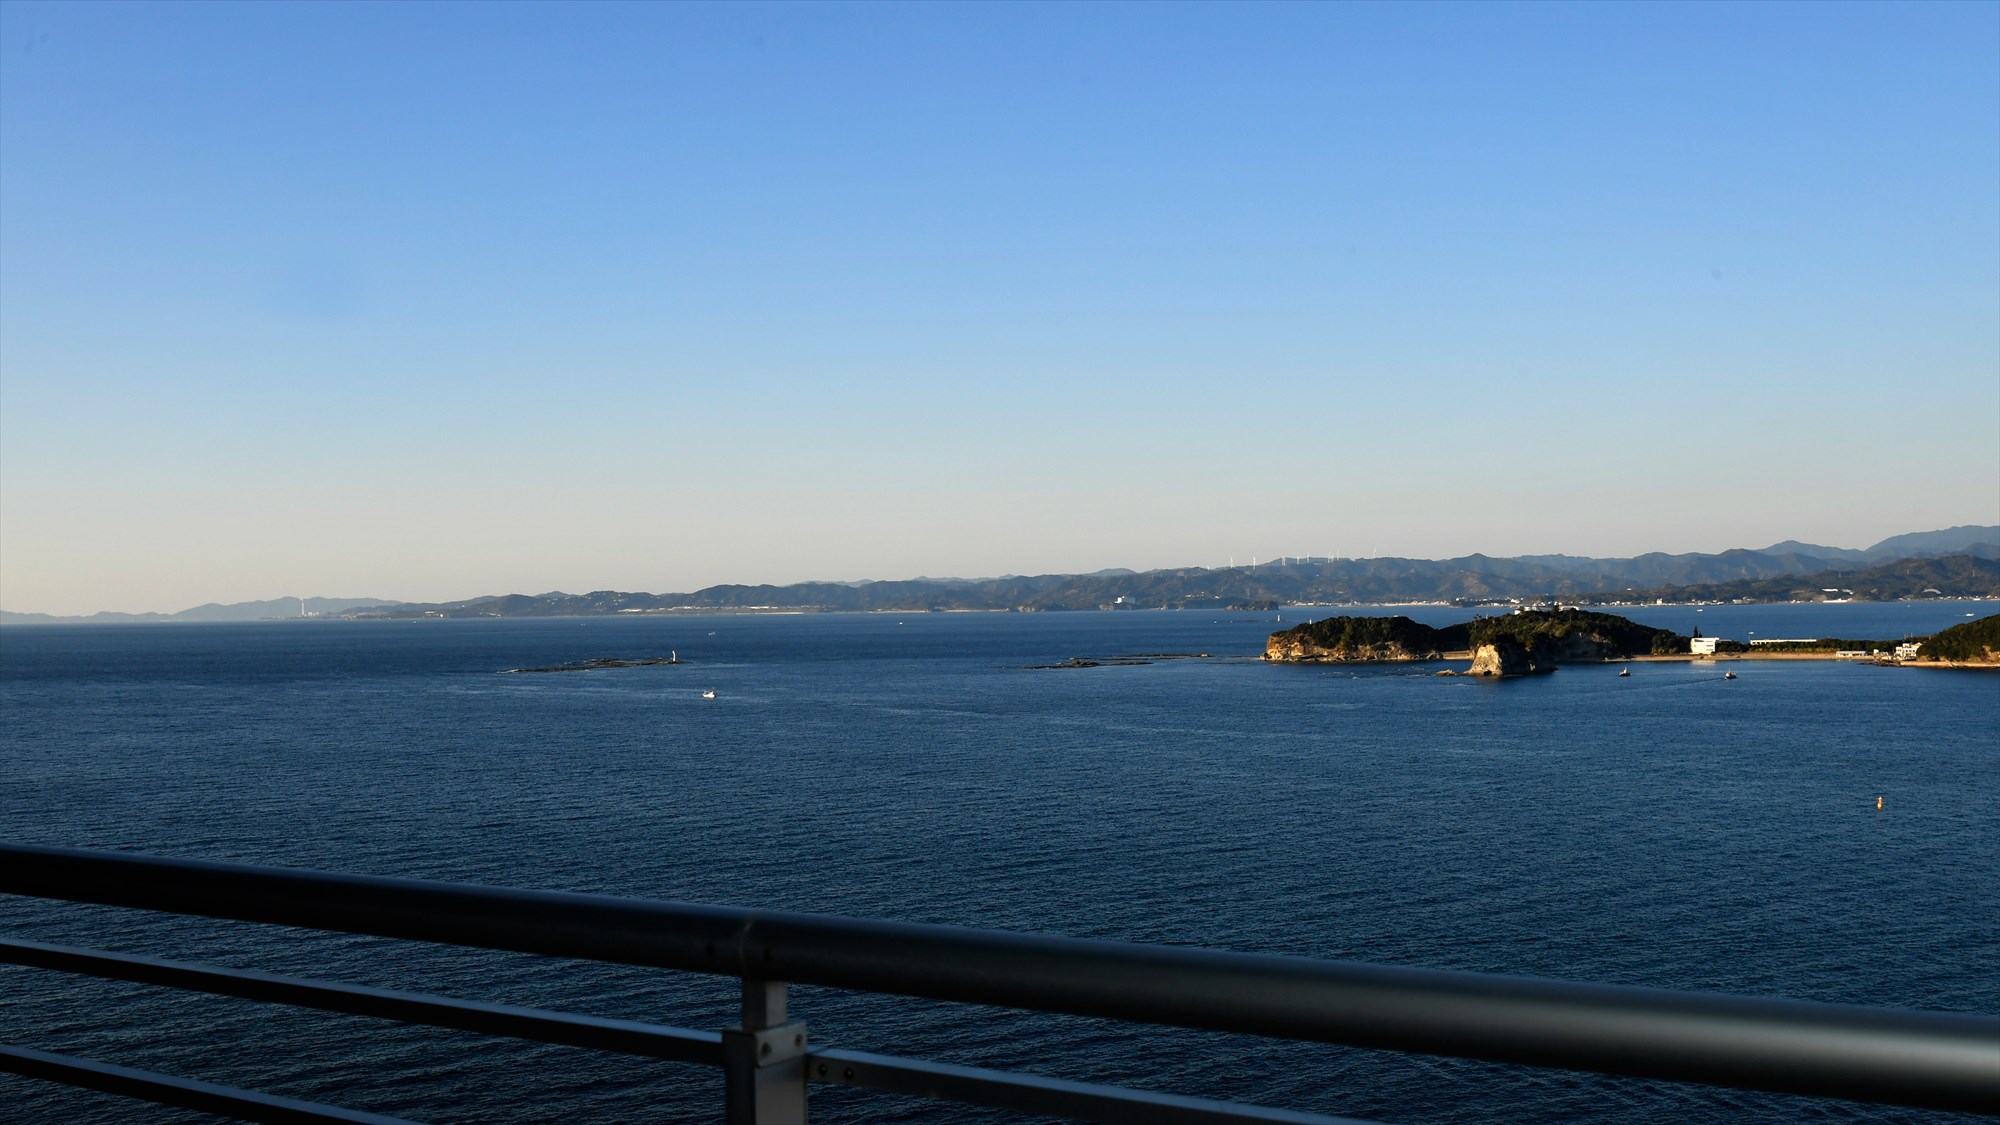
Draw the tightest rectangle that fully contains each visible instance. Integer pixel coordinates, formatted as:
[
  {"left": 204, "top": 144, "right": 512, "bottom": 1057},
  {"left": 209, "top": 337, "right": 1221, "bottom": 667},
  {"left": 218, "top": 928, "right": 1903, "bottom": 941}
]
[{"left": 2, "top": 602, "right": 1995, "bottom": 1123}]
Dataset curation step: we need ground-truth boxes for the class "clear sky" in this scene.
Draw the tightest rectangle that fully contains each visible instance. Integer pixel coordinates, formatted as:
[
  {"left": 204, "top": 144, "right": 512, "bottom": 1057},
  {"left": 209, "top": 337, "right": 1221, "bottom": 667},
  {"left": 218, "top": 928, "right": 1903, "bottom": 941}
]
[{"left": 2, "top": 0, "right": 1996, "bottom": 614}]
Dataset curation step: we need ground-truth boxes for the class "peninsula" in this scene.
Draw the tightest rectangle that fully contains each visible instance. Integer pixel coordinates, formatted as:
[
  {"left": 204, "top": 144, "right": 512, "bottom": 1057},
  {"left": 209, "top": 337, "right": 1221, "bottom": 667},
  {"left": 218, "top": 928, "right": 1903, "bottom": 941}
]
[{"left": 1911, "top": 614, "right": 2000, "bottom": 667}]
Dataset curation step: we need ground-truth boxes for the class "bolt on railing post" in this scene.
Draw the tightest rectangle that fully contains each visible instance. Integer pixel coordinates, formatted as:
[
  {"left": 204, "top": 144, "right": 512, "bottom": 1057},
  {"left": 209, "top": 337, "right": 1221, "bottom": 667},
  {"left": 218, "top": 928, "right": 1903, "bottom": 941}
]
[{"left": 722, "top": 979, "right": 808, "bottom": 1124}]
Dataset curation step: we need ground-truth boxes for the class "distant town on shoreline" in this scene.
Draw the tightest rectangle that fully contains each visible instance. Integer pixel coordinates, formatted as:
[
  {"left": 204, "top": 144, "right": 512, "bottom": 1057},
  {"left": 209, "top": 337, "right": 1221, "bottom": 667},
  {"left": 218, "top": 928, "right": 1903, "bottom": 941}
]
[{"left": 5, "top": 526, "right": 1996, "bottom": 625}]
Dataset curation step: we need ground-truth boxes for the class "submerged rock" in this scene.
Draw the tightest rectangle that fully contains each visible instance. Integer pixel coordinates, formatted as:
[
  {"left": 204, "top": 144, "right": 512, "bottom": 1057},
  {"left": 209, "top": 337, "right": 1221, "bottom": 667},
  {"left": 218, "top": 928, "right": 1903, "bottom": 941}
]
[{"left": 501, "top": 656, "right": 683, "bottom": 674}]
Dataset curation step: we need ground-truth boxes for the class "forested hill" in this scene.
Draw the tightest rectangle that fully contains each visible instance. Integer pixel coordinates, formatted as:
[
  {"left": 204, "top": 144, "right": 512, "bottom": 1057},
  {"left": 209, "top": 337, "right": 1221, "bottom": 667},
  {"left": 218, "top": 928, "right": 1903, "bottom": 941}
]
[
  {"left": 1574, "top": 555, "right": 2000, "bottom": 606},
  {"left": 1915, "top": 614, "right": 2000, "bottom": 663},
  {"left": 8, "top": 530, "right": 1993, "bottom": 622},
  {"left": 344, "top": 552, "right": 1999, "bottom": 618},
  {"left": 1469, "top": 608, "right": 1687, "bottom": 657}
]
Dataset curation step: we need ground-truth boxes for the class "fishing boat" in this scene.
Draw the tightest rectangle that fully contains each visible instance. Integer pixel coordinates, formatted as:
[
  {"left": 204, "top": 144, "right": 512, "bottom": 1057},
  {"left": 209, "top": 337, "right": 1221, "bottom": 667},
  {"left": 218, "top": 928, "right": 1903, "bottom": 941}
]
[
  {"left": 1724, "top": 671, "right": 1737, "bottom": 680},
  {"left": 1618, "top": 667, "right": 1630, "bottom": 677},
  {"left": 701, "top": 689, "right": 716, "bottom": 699}
]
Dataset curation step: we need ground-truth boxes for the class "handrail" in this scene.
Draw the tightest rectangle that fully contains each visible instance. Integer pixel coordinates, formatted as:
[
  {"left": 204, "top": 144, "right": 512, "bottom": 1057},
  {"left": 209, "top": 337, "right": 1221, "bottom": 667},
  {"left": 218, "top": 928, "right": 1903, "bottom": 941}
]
[
  {"left": 4, "top": 842, "right": 1998, "bottom": 1118},
  {"left": 1, "top": 938, "right": 724, "bottom": 1066},
  {"left": 0, "top": 1044, "right": 422, "bottom": 1125},
  {"left": 2, "top": 938, "right": 1345, "bottom": 1125}
]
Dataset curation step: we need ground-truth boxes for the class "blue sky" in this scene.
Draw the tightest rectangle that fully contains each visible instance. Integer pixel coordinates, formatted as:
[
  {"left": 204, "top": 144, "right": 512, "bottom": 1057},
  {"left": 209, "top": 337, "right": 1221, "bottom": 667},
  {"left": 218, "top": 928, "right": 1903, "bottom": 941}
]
[{"left": 2, "top": 1, "right": 1996, "bottom": 613}]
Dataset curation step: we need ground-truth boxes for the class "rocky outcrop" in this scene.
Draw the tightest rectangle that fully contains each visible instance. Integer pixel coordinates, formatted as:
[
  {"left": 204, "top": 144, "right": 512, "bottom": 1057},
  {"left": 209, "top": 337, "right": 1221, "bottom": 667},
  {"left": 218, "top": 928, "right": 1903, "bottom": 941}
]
[
  {"left": 1265, "top": 634, "right": 1436, "bottom": 662},
  {"left": 1466, "top": 636, "right": 1553, "bottom": 677},
  {"left": 500, "top": 655, "right": 683, "bottom": 674}
]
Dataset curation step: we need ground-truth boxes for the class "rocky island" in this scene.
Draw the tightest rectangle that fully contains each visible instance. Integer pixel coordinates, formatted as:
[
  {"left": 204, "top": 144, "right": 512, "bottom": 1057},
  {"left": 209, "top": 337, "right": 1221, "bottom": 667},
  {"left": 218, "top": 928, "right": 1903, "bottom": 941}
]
[
  {"left": 1262, "top": 616, "right": 1471, "bottom": 663},
  {"left": 1266, "top": 609, "right": 1688, "bottom": 677},
  {"left": 1462, "top": 609, "right": 1688, "bottom": 675},
  {"left": 501, "top": 655, "right": 684, "bottom": 674}
]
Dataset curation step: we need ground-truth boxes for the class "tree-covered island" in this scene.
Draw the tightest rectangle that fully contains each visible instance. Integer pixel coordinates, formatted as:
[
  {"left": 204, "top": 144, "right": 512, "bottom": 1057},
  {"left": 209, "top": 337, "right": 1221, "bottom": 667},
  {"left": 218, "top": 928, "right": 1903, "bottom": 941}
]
[
  {"left": 1266, "top": 608, "right": 1687, "bottom": 677},
  {"left": 1267, "top": 610, "right": 2000, "bottom": 674},
  {"left": 1263, "top": 615, "right": 1471, "bottom": 662}
]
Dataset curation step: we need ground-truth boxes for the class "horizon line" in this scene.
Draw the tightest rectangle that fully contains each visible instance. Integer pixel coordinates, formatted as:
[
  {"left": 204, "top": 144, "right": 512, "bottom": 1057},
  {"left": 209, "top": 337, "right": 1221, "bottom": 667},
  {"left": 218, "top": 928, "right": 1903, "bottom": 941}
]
[{"left": 5, "top": 525, "right": 1994, "bottom": 620}]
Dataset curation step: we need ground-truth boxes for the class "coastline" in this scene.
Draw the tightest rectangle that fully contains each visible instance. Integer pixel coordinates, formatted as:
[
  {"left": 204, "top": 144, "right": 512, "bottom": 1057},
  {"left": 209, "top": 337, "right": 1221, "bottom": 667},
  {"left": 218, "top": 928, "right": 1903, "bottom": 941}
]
[
  {"left": 1276, "top": 651, "right": 1999, "bottom": 669},
  {"left": 1631, "top": 653, "right": 1999, "bottom": 668}
]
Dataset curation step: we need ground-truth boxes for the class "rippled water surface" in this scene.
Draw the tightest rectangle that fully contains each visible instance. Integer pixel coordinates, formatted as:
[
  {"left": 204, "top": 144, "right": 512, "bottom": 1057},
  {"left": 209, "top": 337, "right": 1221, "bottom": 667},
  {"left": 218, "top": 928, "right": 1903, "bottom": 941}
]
[{"left": 3, "top": 605, "right": 1995, "bottom": 1123}]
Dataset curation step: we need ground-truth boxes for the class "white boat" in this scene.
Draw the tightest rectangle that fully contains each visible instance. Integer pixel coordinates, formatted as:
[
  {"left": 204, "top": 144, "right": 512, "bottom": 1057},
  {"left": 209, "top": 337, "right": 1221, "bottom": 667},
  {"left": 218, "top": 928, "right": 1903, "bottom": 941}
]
[
  {"left": 1618, "top": 667, "right": 1630, "bottom": 677},
  {"left": 701, "top": 689, "right": 716, "bottom": 699},
  {"left": 1724, "top": 671, "right": 1737, "bottom": 680}
]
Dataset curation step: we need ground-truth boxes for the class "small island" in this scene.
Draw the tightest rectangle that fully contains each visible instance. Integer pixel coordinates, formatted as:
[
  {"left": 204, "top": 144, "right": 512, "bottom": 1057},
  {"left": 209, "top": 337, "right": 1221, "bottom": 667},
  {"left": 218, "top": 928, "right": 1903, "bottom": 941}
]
[
  {"left": 1267, "top": 609, "right": 2000, "bottom": 675},
  {"left": 1264, "top": 615, "right": 1471, "bottom": 663},
  {"left": 1268, "top": 609, "right": 1687, "bottom": 677},
  {"left": 501, "top": 655, "right": 684, "bottom": 674}
]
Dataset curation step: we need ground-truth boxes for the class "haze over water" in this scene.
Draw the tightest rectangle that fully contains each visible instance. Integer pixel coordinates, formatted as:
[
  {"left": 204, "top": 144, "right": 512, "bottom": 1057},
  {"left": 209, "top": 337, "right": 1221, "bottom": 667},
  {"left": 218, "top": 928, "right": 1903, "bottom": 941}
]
[{"left": 3, "top": 603, "right": 1993, "bottom": 1122}]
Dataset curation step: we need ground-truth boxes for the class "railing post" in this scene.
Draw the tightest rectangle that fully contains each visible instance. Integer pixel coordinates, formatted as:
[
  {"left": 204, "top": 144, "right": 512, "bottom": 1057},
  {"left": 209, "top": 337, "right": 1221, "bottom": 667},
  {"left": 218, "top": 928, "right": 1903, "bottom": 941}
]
[{"left": 722, "top": 979, "right": 808, "bottom": 1124}]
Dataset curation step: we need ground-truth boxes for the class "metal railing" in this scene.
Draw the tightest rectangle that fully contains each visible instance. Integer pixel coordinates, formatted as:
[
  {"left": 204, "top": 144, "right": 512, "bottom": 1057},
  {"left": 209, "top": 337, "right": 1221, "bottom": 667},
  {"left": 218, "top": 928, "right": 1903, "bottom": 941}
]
[{"left": 2, "top": 843, "right": 1995, "bottom": 1123}]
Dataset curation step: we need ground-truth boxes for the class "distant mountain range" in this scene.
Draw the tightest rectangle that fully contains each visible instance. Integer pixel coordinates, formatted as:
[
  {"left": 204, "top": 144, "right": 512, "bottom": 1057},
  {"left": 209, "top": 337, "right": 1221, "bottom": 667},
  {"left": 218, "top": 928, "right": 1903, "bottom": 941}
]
[
  {"left": 0, "top": 596, "right": 392, "bottom": 626},
  {"left": 1574, "top": 554, "right": 2000, "bottom": 606},
  {"left": 4, "top": 526, "right": 1995, "bottom": 623}
]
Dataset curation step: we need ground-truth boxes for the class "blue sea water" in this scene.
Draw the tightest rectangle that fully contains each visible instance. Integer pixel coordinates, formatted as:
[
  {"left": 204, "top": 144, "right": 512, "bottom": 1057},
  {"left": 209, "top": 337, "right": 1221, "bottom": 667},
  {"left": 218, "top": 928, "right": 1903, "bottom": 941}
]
[{"left": 1, "top": 604, "right": 1995, "bottom": 1123}]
